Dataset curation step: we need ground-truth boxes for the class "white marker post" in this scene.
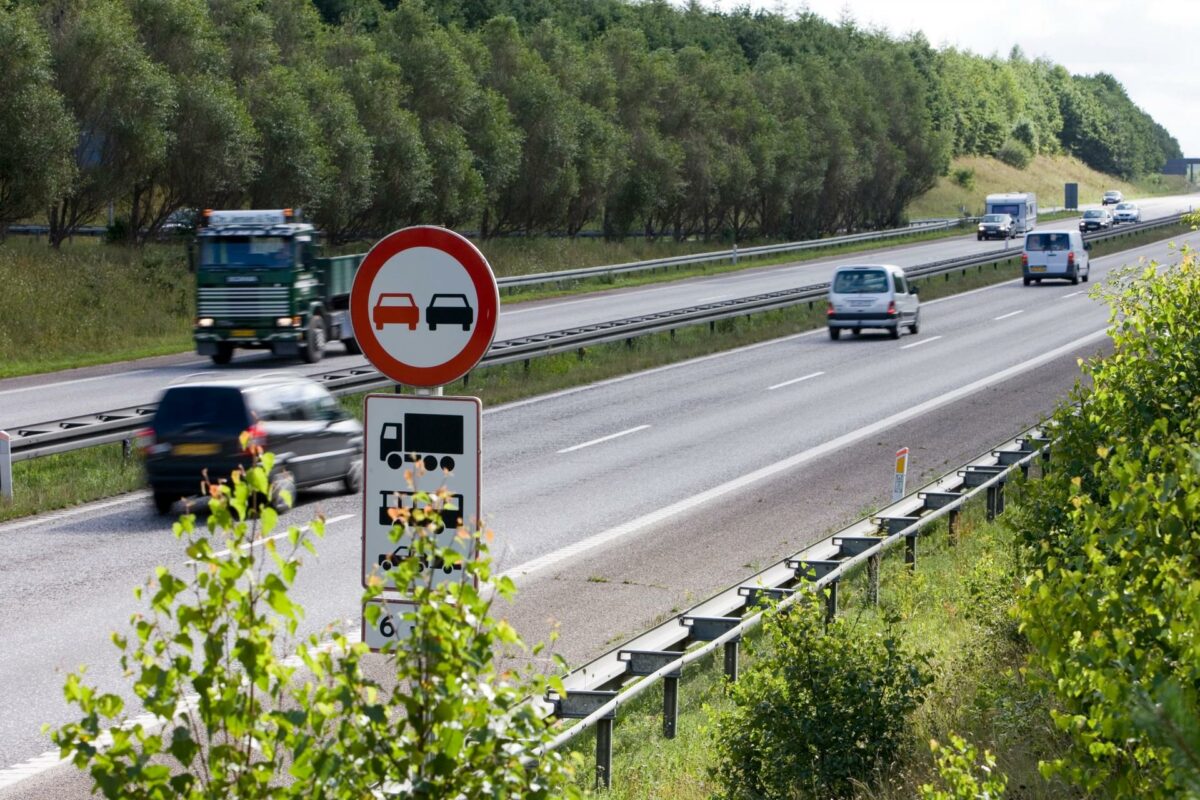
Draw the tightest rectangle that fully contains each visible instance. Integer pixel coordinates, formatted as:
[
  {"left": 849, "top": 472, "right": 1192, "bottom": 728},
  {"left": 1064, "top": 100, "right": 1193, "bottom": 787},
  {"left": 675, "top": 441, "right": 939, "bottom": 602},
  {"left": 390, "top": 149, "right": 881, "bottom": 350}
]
[
  {"left": 892, "top": 447, "right": 909, "bottom": 503},
  {"left": 0, "top": 430, "right": 11, "bottom": 501}
]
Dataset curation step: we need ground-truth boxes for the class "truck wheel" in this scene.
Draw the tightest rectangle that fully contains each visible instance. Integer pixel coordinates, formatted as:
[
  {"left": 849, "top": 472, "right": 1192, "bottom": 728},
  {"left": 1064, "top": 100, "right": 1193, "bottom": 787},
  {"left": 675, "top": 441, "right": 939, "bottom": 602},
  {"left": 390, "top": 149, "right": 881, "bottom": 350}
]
[
  {"left": 342, "top": 337, "right": 362, "bottom": 355},
  {"left": 302, "top": 315, "right": 326, "bottom": 363},
  {"left": 211, "top": 343, "right": 233, "bottom": 365}
]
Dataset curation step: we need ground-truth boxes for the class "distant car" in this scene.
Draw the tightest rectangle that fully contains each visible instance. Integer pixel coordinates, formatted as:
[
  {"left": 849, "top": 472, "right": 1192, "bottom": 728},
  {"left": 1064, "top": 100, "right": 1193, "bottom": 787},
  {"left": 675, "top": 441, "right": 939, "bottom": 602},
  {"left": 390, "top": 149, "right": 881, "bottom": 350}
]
[
  {"left": 1112, "top": 202, "right": 1141, "bottom": 224},
  {"left": 1079, "top": 209, "right": 1112, "bottom": 232},
  {"left": 426, "top": 293, "right": 474, "bottom": 331},
  {"left": 1102, "top": 190, "right": 1123, "bottom": 206},
  {"left": 159, "top": 208, "right": 199, "bottom": 236},
  {"left": 373, "top": 293, "right": 419, "bottom": 330},
  {"left": 977, "top": 213, "right": 1017, "bottom": 241},
  {"left": 1023, "top": 230, "right": 1091, "bottom": 286},
  {"left": 826, "top": 263, "right": 919, "bottom": 340},
  {"left": 139, "top": 376, "right": 363, "bottom": 515}
]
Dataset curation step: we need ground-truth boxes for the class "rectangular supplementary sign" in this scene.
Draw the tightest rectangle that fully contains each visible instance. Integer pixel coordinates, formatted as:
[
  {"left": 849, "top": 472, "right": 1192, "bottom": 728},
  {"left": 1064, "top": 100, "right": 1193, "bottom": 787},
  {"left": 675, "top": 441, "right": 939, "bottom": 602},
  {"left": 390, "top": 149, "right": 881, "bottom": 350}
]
[
  {"left": 362, "top": 598, "right": 418, "bottom": 651},
  {"left": 361, "top": 394, "right": 482, "bottom": 593}
]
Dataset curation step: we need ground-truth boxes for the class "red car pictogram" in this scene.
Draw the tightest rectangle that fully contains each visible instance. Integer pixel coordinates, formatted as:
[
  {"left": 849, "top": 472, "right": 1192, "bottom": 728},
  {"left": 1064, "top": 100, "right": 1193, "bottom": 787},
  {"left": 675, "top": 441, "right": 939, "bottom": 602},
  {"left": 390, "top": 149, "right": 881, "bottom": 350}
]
[{"left": 373, "top": 293, "right": 419, "bottom": 330}]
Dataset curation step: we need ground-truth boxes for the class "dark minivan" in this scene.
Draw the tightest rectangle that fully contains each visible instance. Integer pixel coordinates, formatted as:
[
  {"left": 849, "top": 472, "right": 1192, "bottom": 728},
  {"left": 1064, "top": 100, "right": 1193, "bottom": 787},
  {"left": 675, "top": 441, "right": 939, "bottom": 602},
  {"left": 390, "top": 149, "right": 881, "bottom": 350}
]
[{"left": 140, "top": 376, "right": 363, "bottom": 514}]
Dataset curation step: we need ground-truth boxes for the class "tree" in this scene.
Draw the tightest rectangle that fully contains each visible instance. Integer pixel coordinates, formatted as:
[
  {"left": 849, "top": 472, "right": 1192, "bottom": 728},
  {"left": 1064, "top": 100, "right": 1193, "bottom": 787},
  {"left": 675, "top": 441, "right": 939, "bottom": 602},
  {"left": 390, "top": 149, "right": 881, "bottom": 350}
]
[
  {"left": 0, "top": 4, "right": 75, "bottom": 236},
  {"left": 41, "top": 0, "right": 174, "bottom": 246}
]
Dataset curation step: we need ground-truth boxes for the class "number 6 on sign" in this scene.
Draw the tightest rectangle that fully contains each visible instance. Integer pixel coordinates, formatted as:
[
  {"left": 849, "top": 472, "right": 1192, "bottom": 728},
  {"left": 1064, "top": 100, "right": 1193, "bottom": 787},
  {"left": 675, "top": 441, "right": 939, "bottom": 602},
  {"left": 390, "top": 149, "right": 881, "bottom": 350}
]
[{"left": 363, "top": 599, "right": 416, "bottom": 650}]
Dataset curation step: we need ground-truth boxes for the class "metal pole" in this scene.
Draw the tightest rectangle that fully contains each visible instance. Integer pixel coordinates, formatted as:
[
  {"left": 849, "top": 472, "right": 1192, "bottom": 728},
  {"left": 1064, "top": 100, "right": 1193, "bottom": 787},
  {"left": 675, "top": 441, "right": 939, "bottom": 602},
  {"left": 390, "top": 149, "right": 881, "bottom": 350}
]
[
  {"left": 595, "top": 717, "right": 613, "bottom": 790},
  {"left": 724, "top": 640, "right": 740, "bottom": 682},
  {"left": 0, "top": 430, "right": 11, "bottom": 501},
  {"left": 663, "top": 676, "right": 678, "bottom": 739}
]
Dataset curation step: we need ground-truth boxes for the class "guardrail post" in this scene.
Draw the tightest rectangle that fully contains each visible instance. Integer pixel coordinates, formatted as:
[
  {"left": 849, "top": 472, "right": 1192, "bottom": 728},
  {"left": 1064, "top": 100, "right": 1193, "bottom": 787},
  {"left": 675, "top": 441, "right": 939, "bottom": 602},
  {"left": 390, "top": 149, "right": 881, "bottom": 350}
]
[
  {"left": 986, "top": 485, "right": 997, "bottom": 521},
  {"left": 905, "top": 534, "right": 917, "bottom": 570},
  {"left": 0, "top": 431, "right": 11, "bottom": 501},
  {"left": 122, "top": 437, "right": 132, "bottom": 461},
  {"left": 996, "top": 481, "right": 1006, "bottom": 516},
  {"left": 596, "top": 717, "right": 613, "bottom": 789},
  {"left": 948, "top": 508, "right": 960, "bottom": 546},
  {"left": 551, "top": 691, "right": 617, "bottom": 790},
  {"left": 618, "top": 650, "right": 683, "bottom": 739},
  {"left": 724, "top": 640, "right": 740, "bottom": 682},
  {"left": 732, "top": 244, "right": 738, "bottom": 265},
  {"left": 825, "top": 580, "right": 839, "bottom": 624},
  {"left": 663, "top": 675, "right": 679, "bottom": 738},
  {"left": 867, "top": 553, "right": 880, "bottom": 605}
]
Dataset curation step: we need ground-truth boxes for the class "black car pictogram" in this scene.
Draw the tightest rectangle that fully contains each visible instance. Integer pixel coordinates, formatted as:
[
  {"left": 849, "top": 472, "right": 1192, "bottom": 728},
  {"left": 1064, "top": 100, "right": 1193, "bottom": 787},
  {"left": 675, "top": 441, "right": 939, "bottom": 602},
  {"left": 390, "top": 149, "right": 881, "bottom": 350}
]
[{"left": 426, "top": 293, "right": 473, "bottom": 331}]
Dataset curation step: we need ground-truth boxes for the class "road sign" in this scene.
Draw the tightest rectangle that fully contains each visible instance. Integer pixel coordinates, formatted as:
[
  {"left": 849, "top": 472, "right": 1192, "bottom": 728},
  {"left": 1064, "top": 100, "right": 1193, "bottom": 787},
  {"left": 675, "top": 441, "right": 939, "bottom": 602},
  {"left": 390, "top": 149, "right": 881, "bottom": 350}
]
[
  {"left": 361, "top": 394, "right": 482, "bottom": 592},
  {"left": 363, "top": 598, "right": 417, "bottom": 650},
  {"left": 349, "top": 226, "right": 499, "bottom": 388},
  {"left": 892, "top": 447, "right": 909, "bottom": 502}
]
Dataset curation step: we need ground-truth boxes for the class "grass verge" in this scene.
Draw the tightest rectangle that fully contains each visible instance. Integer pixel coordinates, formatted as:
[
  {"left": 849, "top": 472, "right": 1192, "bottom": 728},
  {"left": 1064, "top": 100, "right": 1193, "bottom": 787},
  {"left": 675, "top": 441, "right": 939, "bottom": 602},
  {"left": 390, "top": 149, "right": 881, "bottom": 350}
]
[
  {"left": 562, "top": 500, "right": 1076, "bottom": 799},
  {"left": 3, "top": 221, "right": 1192, "bottom": 525}
]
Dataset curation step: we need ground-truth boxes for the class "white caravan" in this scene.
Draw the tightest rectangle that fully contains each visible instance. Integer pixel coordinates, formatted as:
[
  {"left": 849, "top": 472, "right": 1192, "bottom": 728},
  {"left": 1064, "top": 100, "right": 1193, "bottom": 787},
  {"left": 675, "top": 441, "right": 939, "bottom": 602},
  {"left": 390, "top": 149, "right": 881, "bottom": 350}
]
[{"left": 984, "top": 192, "right": 1038, "bottom": 234}]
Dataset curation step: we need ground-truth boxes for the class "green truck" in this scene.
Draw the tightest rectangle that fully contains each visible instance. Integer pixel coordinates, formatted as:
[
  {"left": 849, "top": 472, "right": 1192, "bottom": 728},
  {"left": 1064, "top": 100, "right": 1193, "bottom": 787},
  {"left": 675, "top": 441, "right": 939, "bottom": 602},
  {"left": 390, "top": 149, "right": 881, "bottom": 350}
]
[{"left": 193, "top": 209, "right": 364, "bottom": 364}]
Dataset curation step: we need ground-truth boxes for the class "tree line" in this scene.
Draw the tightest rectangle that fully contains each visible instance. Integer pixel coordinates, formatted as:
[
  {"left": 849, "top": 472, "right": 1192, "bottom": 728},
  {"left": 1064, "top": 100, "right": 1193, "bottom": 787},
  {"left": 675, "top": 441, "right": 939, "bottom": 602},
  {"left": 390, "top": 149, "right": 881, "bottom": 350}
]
[{"left": 0, "top": 0, "right": 1182, "bottom": 246}]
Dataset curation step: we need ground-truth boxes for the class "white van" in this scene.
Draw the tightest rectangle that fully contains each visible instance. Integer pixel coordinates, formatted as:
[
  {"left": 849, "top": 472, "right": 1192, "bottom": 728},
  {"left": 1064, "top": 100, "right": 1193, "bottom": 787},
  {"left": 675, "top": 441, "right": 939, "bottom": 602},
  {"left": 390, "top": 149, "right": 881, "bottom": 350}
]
[
  {"left": 1022, "top": 230, "right": 1091, "bottom": 286},
  {"left": 827, "top": 264, "right": 920, "bottom": 340}
]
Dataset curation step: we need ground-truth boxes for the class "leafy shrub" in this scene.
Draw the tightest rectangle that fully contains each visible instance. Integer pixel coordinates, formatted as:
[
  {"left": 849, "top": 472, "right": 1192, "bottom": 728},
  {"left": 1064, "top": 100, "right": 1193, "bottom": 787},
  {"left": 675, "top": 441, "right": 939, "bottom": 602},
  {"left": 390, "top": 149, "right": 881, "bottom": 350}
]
[
  {"left": 920, "top": 734, "right": 1007, "bottom": 799},
  {"left": 1009, "top": 247, "right": 1200, "bottom": 796},
  {"left": 1010, "top": 119, "right": 1038, "bottom": 154},
  {"left": 712, "top": 600, "right": 931, "bottom": 799},
  {"left": 54, "top": 446, "right": 580, "bottom": 799},
  {"left": 995, "top": 139, "right": 1032, "bottom": 170},
  {"left": 951, "top": 167, "right": 976, "bottom": 190}
]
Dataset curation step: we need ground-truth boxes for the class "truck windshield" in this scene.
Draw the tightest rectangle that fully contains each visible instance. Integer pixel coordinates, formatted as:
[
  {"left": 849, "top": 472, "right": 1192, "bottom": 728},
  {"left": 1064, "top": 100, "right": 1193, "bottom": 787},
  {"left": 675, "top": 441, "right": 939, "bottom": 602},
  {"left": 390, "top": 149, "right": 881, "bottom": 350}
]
[{"left": 200, "top": 237, "right": 292, "bottom": 268}]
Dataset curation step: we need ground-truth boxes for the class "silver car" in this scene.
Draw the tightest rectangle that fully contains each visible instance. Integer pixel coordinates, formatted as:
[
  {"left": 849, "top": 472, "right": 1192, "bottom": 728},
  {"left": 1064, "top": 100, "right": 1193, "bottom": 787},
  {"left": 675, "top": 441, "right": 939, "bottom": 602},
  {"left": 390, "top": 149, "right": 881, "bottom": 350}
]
[
  {"left": 977, "top": 213, "right": 1016, "bottom": 241},
  {"left": 1112, "top": 202, "right": 1140, "bottom": 224},
  {"left": 827, "top": 264, "right": 920, "bottom": 340}
]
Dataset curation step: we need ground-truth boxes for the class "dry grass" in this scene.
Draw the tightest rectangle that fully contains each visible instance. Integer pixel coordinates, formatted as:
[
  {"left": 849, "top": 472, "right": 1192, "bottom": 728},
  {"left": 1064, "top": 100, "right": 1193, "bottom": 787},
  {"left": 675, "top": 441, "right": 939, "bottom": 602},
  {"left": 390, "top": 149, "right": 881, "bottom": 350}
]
[{"left": 909, "top": 154, "right": 1195, "bottom": 219}]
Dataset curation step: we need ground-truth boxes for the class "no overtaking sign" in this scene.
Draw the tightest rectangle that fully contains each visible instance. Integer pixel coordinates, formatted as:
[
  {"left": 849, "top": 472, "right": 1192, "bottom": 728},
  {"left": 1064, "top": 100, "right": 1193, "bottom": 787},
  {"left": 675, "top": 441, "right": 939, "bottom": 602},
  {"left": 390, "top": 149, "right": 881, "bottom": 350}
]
[{"left": 349, "top": 226, "right": 499, "bottom": 388}]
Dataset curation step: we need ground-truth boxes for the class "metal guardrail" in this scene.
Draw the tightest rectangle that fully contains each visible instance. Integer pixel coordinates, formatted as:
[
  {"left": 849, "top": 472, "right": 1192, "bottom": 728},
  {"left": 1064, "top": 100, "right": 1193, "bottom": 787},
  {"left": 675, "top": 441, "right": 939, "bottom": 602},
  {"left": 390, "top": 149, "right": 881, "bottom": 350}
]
[
  {"left": 1, "top": 212, "right": 1185, "bottom": 468},
  {"left": 536, "top": 423, "right": 1051, "bottom": 789}
]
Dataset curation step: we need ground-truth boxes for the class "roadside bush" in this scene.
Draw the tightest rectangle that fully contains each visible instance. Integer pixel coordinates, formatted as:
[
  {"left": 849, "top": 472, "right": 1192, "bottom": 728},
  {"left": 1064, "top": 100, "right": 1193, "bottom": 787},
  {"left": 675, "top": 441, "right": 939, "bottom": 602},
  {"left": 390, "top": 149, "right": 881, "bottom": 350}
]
[
  {"left": 995, "top": 139, "right": 1032, "bottom": 170},
  {"left": 920, "top": 735, "right": 1007, "bottom": 799},
  {"left": 712, "top": 600, "right": 931, "bottom": 799},
  {"left": 1008, "top": 246, "right": 1200, "bottom": 796},
  {"left": 951, "top": 167, "right": 976, "bottom": 190},
  {"left": 53, "top": 445, "right": 579, "bottom": 799}
]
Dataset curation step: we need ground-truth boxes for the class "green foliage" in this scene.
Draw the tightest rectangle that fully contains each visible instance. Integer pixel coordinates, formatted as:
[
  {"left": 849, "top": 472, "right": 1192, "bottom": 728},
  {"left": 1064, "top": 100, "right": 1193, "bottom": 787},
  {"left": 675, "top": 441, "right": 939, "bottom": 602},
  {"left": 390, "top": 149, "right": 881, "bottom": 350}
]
[
  {"left": 53, "top": 450, "right": 581, "bottom": 798},
  {"left": 712, "top": 600, "right": 932, "bottom": 799},
  {"left": 1010, "top": 246, "right": 1200, "bottom": 797},
  {"left": 995, "top": 138, "right": 1032, "bottom": 170},
  {"left": 921, "top": 735, "right": 1008, "bottom": 800},
  {"left": 951, "top": 167, "right": 976, "bottom": 190}
]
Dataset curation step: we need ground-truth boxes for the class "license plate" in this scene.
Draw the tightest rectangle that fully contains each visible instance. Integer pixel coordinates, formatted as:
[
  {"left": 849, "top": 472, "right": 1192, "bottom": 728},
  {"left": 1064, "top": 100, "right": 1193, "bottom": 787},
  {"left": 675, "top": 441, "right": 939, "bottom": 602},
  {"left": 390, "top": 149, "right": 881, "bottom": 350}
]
[
  {"left": 174, "top": 443, "right": 219, "bottom": 456},
  {"left": 231, "top": 329, "right": 256, "bottom": 338},
  {"left": 1030, "top": 266, "right": 1046, "bottom": 273}
]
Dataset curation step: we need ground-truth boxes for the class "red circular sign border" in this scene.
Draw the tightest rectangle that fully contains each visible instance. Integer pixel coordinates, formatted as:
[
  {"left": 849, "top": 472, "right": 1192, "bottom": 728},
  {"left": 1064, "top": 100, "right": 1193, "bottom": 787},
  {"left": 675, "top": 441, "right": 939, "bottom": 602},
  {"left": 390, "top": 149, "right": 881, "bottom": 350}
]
[{"left": 350, "top": 226, "right": 499, "bottom": 387}]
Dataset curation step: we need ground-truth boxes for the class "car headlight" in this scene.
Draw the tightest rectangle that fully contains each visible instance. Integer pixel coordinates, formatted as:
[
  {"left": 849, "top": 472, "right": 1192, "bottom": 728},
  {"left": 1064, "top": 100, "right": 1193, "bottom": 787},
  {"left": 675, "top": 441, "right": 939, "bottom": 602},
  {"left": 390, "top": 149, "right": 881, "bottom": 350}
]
[
  {"left": 196, "top": 317, "right": 214, "bottom": 328},
  {"left": 978, "top": 224, "right": 985, "bottom": 231},
  {"left": 277, "top": 316, "right": 295, "bottom": 327}
]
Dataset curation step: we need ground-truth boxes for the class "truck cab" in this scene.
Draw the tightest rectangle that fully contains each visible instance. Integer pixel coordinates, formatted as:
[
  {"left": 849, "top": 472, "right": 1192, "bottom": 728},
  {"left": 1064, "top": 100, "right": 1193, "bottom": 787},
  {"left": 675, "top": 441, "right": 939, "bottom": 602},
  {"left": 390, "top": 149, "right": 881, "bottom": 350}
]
[{"left": 193, "top": 209, "right": 361, "bottom": 365}]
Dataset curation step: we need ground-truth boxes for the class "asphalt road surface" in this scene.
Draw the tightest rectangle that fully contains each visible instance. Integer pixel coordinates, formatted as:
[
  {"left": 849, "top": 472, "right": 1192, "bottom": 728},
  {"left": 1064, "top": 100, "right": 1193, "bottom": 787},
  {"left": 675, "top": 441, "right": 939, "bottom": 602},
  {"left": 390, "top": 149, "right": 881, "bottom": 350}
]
[
  {"left": 1, "top": 228, "right": 1197, "bottom": 796},
  {"left": 1, "top": 193, "right": 1195, "bottom": 431}
]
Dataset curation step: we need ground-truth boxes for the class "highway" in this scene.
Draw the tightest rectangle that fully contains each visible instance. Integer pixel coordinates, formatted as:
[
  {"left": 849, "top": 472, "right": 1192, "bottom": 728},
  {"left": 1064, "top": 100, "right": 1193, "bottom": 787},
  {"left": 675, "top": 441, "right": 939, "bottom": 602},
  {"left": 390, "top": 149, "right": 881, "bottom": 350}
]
[
  {"left": 0, "top": 193, "right": 1195, "bottom": 431},
  {"left": 1, "top": 226, "right": 1197, "bottom": 797}
]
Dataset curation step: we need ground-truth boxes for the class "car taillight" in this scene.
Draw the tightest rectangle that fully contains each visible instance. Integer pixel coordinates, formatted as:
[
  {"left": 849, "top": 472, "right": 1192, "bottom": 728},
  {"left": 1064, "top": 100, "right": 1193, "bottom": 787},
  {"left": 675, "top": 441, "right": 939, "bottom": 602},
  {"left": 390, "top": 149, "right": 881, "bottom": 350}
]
[
  {"left": 1022, "top": 253, "right": 1028, "bottom": 267},
  {"left": 826, "top": 303, "right": 835, "bottom": 316},
  {"left": 243, "top": 423, "right": 267, "bottom": 454},
  {"left": 887, "top": 300, "right": 897, "bottom": 316},
  {"left": 1068, "top": 252, "right": 1075, "bottom": 266}
]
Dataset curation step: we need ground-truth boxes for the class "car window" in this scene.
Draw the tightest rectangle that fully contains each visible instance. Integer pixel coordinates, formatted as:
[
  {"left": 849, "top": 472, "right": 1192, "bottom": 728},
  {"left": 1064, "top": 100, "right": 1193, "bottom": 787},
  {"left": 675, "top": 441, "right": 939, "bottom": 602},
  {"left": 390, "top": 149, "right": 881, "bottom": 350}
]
[
  {"left": 893, "top": 273, "right": 907, "bottom": 294},
  {"left": 297, "top": 382, "right": 341, "bottom": 421},
  {"left": 1026, "top": 233, "right": 1069, "bottom": 252},
  {"left": 832, "top": 269, "right": 889, "bottom": 294},
  {"left": 155, "top": 387, "right": 251, "bottom": 436},
  {"left": 1084, "top": 210, "right": 1103, "bottom": 218}
]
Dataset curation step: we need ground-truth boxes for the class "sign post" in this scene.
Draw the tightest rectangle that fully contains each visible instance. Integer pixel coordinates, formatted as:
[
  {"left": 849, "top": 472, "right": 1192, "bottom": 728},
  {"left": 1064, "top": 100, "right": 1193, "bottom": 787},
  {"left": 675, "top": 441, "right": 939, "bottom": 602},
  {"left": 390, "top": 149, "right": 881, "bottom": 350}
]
[
  {"left": 348, "top": 226, "right": 498, "bottom": 650},
  {"left": 0, "top": 430, "right": 11, "bottom": 501},
  {"left": 892, "top": 447, "right": 909, "bottom": 503}
]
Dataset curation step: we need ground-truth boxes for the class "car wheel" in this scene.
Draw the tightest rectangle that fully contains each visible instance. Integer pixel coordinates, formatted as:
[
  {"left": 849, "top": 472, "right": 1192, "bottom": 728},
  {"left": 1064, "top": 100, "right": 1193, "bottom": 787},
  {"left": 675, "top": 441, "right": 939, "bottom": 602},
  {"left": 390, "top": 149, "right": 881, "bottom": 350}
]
[
  {"left": 343, "top": 459, "right": 363, "bottom": 494},
  {"left": 153, "top": 491, "right": 175, "bottom": 516},
  {"left": 1083, "top": 270, "right": 1089, "bottom": 283},
  {"left": 342, "top": 337, "right": 362, "bottom": 355},
  {"left": 267, "top": 471, "right": 296, "bottom": 515},
  {"left": 977, "top": 234, "right": 982, "bottom": 241},
  {"left": 1070, "top": 269, "right": 1079, "bottom": 286},
  {"left": 302, "top": 315, "right": 326, "bottom": 363},
  {"left": 1023, "top": 276, "right": 1031, "bottom": 286},
  {"left": 889, "top": 324, "right": 901, "bottom": 340},
  {"left": 852, "top": 327, "right": 862, "bottom": 335},
  {"left": 908, "top": 318, "right": 920, "bottom": 335},
  {"left": 828, "top": 327, "right": 840, "bottom": 341},
  {"left": 211, "top": 343, "right": 233, "bottom": 365}
]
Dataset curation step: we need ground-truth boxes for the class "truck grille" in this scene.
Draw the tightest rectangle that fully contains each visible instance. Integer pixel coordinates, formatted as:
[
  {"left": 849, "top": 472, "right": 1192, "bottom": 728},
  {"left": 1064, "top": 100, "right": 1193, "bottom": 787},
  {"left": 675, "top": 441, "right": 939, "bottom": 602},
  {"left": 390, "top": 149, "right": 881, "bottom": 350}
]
[{"left": 198, "top": 287, "right": 289, "bottom": 318}]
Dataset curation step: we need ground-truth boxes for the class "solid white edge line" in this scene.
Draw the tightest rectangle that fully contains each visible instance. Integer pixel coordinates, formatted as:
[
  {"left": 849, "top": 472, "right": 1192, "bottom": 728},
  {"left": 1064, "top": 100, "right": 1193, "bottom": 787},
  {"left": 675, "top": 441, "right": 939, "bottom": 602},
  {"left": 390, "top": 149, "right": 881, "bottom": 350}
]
[
  {"left": 0, "top": 491, "right": 151, "bottom": 535},
  {"left": 994, "top": 309, "right": 1025, "bottom": 321},
  {"left": 0, "top": 370, "right": 149, "bottom": 398},
  {"left": 899, "top": 336, "right": 942, "bottom": 350},
  {"left": 557, "top": 425, "right": 651, "bottom": 454},
  {"left": 767, "top": 371, "right": 825, "bottom": 391},
  {"left": 1061, "top": 291, "right": 1084, "bottom": 299},
  {"left": 500, "top": 327, "right": 1109, "bottom": 581},
  {"left": 204, "top": 513, "right": 356, "bottom": 560}
]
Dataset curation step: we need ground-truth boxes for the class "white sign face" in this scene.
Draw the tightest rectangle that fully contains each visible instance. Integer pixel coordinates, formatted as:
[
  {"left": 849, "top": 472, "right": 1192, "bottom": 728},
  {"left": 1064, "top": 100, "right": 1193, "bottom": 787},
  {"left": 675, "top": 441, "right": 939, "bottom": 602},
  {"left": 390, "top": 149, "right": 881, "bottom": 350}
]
[
  {"left": 361, "top": 394, "right": 481, "bottom": 591},
  {"left": 362, "top": 599, "right": 417, "bottom": 651},
  {"left": 892, "top": 447, "right": 909, "bottom": 502},
  {"left": 367, "top": 247, "right": 478, "bottom": 368}
]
